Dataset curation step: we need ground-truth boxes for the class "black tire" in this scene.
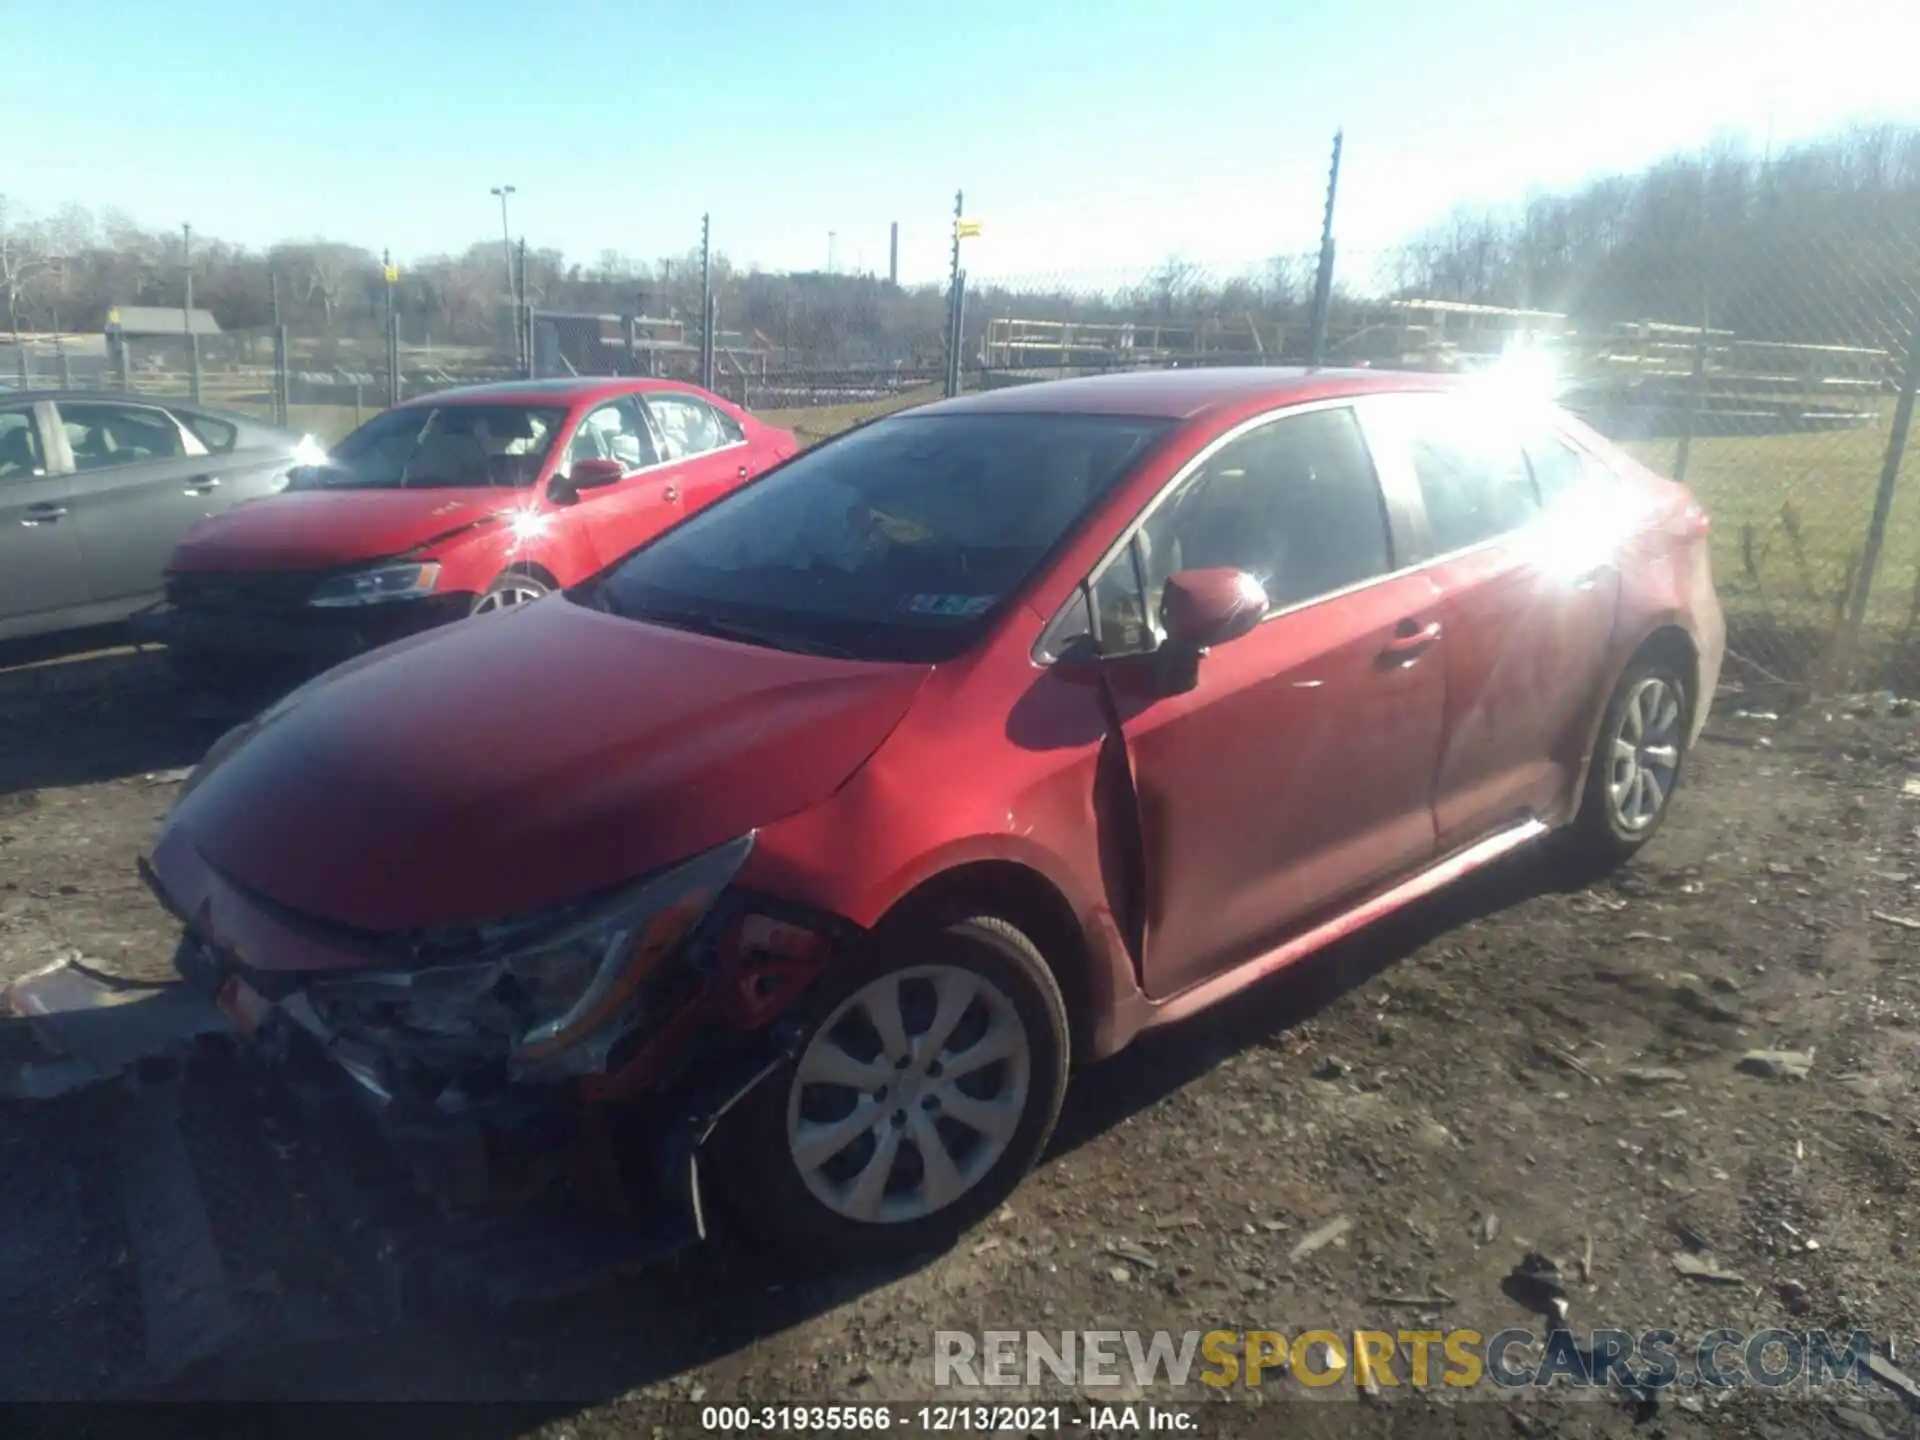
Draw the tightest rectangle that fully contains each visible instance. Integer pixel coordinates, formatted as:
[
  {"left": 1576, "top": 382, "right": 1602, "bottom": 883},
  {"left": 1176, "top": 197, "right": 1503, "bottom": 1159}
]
[
  {"left": 707, "top": 915, "right": 1070, "bottom": 1273},
  {"left": 1565, "top": 651, "right": 1692, "bottom": 867},
  {"left": 469, "top": 571, "right": 550, "bottom": 616}
]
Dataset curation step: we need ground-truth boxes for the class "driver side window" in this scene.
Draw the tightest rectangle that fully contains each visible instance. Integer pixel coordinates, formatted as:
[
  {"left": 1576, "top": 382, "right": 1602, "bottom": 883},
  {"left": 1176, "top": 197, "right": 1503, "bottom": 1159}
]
[
  {"left": 1083, "top": 405, "right": 1392, "bottom": 656},
  {"left": 568, "top": 398, "right": 657, "bottom": 475}
]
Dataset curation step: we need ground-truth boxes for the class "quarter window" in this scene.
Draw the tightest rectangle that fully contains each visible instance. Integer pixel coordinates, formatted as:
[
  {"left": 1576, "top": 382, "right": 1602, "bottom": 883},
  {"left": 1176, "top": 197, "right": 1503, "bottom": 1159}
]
[
  {"left": 177, "top": 410, "right": 238, "bottom": 453},
  {"left": 1086, "top": 406, "right": 1393, "bottom": 655}
]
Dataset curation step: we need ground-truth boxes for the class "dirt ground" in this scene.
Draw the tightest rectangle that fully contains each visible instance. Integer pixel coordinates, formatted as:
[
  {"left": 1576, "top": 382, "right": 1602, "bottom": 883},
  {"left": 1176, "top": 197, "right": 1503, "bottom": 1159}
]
[{"left": 3, "top": 633, "right": 1920, "bottom": 1437}]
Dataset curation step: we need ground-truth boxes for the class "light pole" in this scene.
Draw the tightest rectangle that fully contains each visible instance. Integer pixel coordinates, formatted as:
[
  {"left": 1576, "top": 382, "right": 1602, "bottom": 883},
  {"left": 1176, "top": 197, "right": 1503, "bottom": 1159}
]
[
  {"left": 491, "top": 185, "right": 518, "bottom": 363},
  {"left": 182, "top": 222, "right": 201, "bottom": 402}
]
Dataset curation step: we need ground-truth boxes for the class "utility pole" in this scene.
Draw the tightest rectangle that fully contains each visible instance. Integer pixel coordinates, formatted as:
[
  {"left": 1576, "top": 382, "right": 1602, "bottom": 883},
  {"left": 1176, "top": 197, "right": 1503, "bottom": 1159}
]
[
  {"left": 945, "top": 191, "right": 964, "bottom": 398},
  {"left": 383, "top": 248, "right": 400, "bottom": 407},
  {"left": 182, "top": 222, "right": 201, "bottom": 402},
  {"left": 1306, "top": 130, "right": 1343, "bottom": 369},
  {"left": 889, "top": 221, "right": 899, "bottom": 287},
  {"left": 517, "top": 237, "right": 532, "bottom": 379},
  {"left": 700, "top": 213, "right": 714, "bottom": 391},
  {"left": 270, "top": 269, "right": 287, "bottom": 425},
  {"left": 492, "top": 185, "right": 518, "bottom": 365}
]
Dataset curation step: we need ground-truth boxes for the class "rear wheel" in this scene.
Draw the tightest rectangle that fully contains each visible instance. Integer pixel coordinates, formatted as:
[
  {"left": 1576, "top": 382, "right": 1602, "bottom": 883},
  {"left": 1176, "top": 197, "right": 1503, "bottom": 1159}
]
[
  {"left": 1568, "top": 654, "right": 1691, "bottom": 865},
  {"left": 470, "top": 572, "right": 550, "bottom": 616},
  {"left": 708, "top": 915, "right": 1069, "bottom": 1271}
]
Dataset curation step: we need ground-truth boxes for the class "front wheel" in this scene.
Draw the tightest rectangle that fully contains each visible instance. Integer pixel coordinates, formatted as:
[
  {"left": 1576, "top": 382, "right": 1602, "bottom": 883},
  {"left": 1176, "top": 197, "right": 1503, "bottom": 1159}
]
[
  {"left": 1567, "top": 654, "right": 1691, "bottom": 865},
  {"left": 708, "top": 916, "right": 1070, "bottom": 1271},
  {"left": 470, "top": 572, "right": 550, "bottom": 616}
]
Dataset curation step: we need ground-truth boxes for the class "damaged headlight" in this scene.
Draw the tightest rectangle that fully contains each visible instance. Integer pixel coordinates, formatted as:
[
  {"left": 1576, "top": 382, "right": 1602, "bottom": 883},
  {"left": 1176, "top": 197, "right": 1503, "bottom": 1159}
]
[{"left": 306, "top": 833, "right": 755, "bottom": 1083}]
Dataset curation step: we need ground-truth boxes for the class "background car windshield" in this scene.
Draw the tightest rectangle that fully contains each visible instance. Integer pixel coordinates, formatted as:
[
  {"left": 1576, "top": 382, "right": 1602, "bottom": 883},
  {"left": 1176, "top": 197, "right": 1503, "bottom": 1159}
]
[
  {"left": 315, "top": 405, "right": 566, "bottom": 489},
  {"left": 593, "top": 412, "right": 1170, "bottom": 662}
]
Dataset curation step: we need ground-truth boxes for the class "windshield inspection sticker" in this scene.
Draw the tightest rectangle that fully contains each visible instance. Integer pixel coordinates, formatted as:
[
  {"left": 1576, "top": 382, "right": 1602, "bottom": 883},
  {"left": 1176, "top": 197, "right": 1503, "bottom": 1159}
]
[{"left": 902, "top": 593, "right": 996, "bottom": 618}]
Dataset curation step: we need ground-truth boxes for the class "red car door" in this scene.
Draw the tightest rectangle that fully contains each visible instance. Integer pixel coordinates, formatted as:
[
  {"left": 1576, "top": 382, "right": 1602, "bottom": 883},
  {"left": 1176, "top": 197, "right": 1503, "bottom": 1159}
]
[
  {"left": 1358, "top": 393, "right": 1621, "bottom": 850},
  {"left": 1090, "top": 404, "right": 1447, "bottom": 999},
  {"left": 559, "top": 395, "right": 686, "bottom": 567}
]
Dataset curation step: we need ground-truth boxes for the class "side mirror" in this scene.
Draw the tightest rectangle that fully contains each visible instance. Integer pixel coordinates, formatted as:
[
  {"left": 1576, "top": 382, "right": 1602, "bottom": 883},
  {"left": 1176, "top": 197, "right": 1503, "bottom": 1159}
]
[
  {"left": 1160, "top": 568, "right": 1269, "bottom": 650},
  {"left": 549, "top": 457, "right": 623, "bottom": 503}
]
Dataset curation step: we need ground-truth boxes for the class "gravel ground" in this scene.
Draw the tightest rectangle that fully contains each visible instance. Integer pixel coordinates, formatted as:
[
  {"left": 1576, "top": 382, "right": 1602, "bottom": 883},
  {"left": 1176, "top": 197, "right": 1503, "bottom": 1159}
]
[{"left": 2, "top": 637, "right": 1919, "bottom": 1437}]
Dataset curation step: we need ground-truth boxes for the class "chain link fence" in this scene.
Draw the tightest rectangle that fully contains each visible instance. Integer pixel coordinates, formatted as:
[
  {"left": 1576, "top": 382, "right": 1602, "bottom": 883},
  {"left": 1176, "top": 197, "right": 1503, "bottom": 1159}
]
[{"left": 6, "top": 223, "right": 1917, "bottom": 694}]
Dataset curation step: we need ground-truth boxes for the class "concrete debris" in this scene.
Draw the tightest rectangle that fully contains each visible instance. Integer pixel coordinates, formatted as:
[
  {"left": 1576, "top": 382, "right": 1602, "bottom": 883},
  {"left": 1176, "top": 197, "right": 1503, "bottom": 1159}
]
[
  {"left": 1738, "top": 1049, "right": 1815, "bottom": 1081},
  {"left": 1671, "top": 1251, "right": 1745, "bottom": 1285},
  {"left": 1289, "top": 1215, "right": 1352, "bottom": 1262},
  {"left": 1104, "top": 1242, "right": 1158, "bottom": 1271},
  {"left": 1620, "top": 1066, "right": 1690, "bottom": 1088}
]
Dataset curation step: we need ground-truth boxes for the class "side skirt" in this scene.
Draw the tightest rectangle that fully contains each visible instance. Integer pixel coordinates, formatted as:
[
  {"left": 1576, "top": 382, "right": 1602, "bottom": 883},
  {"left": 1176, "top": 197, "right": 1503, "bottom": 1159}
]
[{"left": 1139, "top": 817, "right": 1549, "bottom": 1033}]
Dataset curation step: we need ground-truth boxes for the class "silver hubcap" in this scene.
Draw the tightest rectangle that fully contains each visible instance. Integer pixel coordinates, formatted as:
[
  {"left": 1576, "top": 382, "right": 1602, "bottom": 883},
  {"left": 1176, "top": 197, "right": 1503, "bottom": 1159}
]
[
  {"left": 472, "top": 581, "right": 546, "bottom": 614},
  {"left": 787, "top": 965, "right": 1030, "bottom": 1225},
  {"left": 1607, "top": 676, "right": 1682, "bottom": 832}
]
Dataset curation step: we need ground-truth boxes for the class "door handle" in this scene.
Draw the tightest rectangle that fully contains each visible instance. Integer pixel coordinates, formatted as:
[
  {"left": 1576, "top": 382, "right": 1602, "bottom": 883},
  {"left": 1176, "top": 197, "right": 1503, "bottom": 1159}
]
[
  {"left": 184, "top": 475, "right": 221, "bottom": 495},
  {"left": 1571, "top": 561, "right": 1613, "bottom": 592},
  {"left": 20, "top": 504, "right": 67, "bottom": 526},
  {"left": 663, "top": 484, "right": 681, "bottom": 503},
  {"left": 1379, "top": 619, "right": 1443, "bottom": 663}
]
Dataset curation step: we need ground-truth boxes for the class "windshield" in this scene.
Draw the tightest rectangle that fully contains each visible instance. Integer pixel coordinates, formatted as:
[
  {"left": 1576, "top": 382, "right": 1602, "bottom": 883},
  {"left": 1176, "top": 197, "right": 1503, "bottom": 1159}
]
[
  {"left": 311, "top": 404, "right": 568, "bottom": 489},
  {"left": 587, "top": 411, "right": 1171, "bottom": 663}
]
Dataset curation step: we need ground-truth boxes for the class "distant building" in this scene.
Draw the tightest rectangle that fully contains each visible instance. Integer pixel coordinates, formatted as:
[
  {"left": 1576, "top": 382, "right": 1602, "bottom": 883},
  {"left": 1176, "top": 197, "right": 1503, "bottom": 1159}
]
[{"left": 105, "top": 306, "right": 223, "bottom": 337}]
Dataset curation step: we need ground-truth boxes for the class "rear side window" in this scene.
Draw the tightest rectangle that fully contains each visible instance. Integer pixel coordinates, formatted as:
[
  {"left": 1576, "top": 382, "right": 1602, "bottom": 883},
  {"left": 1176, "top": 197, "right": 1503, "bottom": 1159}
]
[
  {"left": 177, "top": 410, "right": 237, "bottom": 453},
  {"left": 59, "top": 403, "right": 187, "bottom": 471},
  {"left": 1381, "top": 395, "right": 1539, "bottom": 553},
  {"left": 0, "top": 407, "right": 44, "bottom": 480},
  {"left": 643, "top": 393, "right": 728, "bottom": 459}
]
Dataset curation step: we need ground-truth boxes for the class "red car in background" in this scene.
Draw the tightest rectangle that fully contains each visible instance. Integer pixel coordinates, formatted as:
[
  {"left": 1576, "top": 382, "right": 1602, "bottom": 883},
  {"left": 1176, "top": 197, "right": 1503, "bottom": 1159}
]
[
  {"left": 143, "top": 368, "right": 1723, "bottom": 1279},
  {"left": 135, "top": 377, "right": 795, "bottom": 679}
]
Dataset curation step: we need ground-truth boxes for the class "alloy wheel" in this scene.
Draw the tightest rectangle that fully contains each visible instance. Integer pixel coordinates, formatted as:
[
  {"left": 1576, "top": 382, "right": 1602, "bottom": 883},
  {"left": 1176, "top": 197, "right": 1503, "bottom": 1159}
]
[
  {"left": 471, "top": 580, "right": 547, "bottom": 615},
  {"left": 1606, "top": 675, "right": 1683, "bottom": 832},
  {"left": 786, "top": 965, "right": 1031, "bottom": 1225}
]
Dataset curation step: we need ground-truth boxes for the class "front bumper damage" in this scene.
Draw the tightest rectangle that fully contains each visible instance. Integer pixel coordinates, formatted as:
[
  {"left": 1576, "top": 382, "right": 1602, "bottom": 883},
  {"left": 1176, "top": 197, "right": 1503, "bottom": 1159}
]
[
  {"left": 0, "top": 943, "right": 802, "bottom": 1390},
  {"left": 131, "top": 594, "right": 467, "bottom": 678}
]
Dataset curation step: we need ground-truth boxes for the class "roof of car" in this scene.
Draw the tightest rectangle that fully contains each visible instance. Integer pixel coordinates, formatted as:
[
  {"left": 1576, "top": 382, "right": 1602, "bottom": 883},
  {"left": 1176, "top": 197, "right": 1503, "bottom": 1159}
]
[
  {"left": 401, "top": 377, "right": 708, "bottom": 407},
  {"left": 912, "top": 367, "right": 1459, "bottom": 422},
  {"left": 0, "top": 389, "right": 293, "bottom": 431}
]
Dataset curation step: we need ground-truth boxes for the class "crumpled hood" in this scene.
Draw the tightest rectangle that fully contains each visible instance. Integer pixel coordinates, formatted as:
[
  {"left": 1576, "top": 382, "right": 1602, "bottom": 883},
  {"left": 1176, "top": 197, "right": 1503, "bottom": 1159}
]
[
  {"left": 169, "top": 487, "right": 526, "bottom": 572},
  {"left": 155, "top": 596, "right": 931, "bottom": 941}
]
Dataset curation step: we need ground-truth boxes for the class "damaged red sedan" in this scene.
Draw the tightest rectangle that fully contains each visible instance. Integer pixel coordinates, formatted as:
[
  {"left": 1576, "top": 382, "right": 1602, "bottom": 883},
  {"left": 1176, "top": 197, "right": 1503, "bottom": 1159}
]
[
  {"left": 142, "top": 368, "right": 1724, "bottom": 1274},
  {"left": 134, "top": 377, "right": 795, "bottom": 681}
]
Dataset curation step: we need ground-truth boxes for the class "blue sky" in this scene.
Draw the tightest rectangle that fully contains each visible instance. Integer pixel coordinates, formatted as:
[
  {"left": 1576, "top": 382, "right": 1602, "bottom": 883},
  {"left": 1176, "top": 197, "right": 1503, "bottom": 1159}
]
[{"left": 3, "top": 0, "right": 1915, "bottom": 285}]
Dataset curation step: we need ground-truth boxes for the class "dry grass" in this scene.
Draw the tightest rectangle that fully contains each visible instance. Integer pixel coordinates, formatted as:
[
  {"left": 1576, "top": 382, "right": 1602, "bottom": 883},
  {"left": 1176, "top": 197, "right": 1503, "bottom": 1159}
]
[
  {"left": 1621, "top": 400, "right": 1920, "bottom": 642},
  {"left": 755, "top": 382, "right": 947, "bottom": 445}
]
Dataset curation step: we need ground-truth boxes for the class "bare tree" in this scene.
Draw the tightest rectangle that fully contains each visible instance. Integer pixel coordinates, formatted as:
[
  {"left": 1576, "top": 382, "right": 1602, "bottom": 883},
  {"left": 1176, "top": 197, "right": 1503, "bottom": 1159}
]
[{"left": 0, "top": 196, "right": 54, "bottom": 335}]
